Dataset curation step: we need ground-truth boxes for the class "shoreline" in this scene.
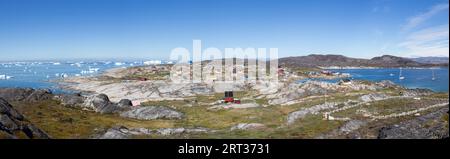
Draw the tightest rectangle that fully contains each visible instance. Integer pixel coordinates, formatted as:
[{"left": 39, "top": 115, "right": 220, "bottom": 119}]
[{"left": 320, "top": 66, "right": 448, "bottom": 69}]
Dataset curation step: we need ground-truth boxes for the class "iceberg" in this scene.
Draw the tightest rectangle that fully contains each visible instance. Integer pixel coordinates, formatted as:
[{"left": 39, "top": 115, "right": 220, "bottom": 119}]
[
  {"left": 71, "top": 62, "right": 82, "bottom": 67},
  {"left": 61, "top": 73, "right": 69, "bottom": 78},
  {"left": 0, "top": 75, "right": 13, "bottom": 80},
  {"left": 115, "top": 62, "right": 124, "bottom": 66},
  {"left": 81, "top": 67, "right": 100, "bottom": 74},
  {"left": 144, "top": 60, "right": 162, "bottom": 65}
]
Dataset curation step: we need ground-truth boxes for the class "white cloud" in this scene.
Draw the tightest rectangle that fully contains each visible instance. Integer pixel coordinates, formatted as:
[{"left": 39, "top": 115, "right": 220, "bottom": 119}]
[
  {"left": 402, "top": 3, "right": 449, "bottom": 31},
  {"left": 399, "top": 25, "right": 449, "bottom": 57}
]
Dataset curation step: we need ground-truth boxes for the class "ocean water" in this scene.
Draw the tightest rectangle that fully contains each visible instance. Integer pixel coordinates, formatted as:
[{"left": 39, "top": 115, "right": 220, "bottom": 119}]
[
  {"left": 0, "top": 61, "right": 145, "bottom": 93},
  {"left": 326, "top": 68, "right": 449, "bottom": 92}
]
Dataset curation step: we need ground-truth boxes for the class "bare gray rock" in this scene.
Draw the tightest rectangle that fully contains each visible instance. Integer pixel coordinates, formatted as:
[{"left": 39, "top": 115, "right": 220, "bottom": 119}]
[
  {"left": 359, "top": 93, "right": 389, "bottom": 102},
  {"left": 230, "top": 123, "right": 266, "bottom": 131},
  {"left": 98, "top": 126, "right": 131, "bottom": 139},
  {"left": 118, "top": 99, "right": 133, "bottom": 107},
  {"left": 0, "top": 88, "right": 52, "bottom": 102},
  {"left": 378, "top": 107, "right": 449, "bottom": 139},
  {"left": 339, "top": 120, "right": 367, "bottom": 134},
  {"left": 83, "top": 94, "right": 126, "bottom": 114},
  {"left": 57, "top": 93, "right": 85, "bottom": 107},
  {"left": 0, "top": 88, "right": 34, "bottom": 101},
  {"left": 376, "top": 80, "right": 396, "bottom": 88},
  {"left": 120, "top": 106, "right": 184, "bottom": 120},
  {"left": 97, "top": 126, "right": 211, "bottom": 138},
  {"left": 287, "top": 102, "right": 339, "bottom": 125},
  {"left": 25, "top": 89, "right": 53, "bottom": 102},
  {"left": 401, "top": 88, "right": 434, "bottom": 97}
]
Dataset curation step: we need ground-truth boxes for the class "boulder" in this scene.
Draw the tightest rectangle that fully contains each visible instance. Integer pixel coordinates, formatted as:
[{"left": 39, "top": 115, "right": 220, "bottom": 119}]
[
  {"left": 118, "top": 99, "right": 133, "bottom": 107},
  {"left": 83, "top": 94, "right": 125, "bottom": 114},
  {"left": 25, "top": 89, "right": 53, "bottom": 102},
  {"left": 58, "top": 93, "right": 85, "bottom": 107},
  {"left": 120, "top": 106, "right": 184, "bottom": 120}
]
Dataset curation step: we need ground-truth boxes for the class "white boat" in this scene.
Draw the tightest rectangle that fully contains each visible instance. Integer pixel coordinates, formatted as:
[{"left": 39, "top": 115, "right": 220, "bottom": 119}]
[
  {"left": 432, "top": 69, "right": 436, "bottom": 81},
  {"left": 389, "top": 73, "right": 394, "bottom": 76},
  {"left": 399, "top": 68, "right": 405, "bottom": 80}
]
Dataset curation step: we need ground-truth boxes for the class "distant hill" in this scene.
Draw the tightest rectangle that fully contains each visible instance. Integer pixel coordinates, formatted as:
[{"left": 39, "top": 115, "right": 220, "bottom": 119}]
[
  {"left": 279, "top": 54, "right": 442, "bottom": 68},
  {"left": 409, "top": 57, "right": 449, "bottom": 64}
]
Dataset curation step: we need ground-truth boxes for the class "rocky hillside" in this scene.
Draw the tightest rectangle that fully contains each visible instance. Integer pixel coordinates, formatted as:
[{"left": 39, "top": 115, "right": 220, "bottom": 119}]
[
  {"left": 279, "top": 54, "right": 440, "bottom": 68},
  {"left": 410, "top": 57, "right": 449, "bottom": 65},
  {"left": 0, "top": 98, "right": 50, "bottom": 139}
]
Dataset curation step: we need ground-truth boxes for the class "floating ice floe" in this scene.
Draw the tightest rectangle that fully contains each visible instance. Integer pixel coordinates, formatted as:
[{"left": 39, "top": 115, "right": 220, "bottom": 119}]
[
  {"left": 61, "top": 73, "right": 69, "bottom": 78},
  {"left": 53, "top": 62, "right": 61, "bottom": 65},
  {"left": 115, "top": 62, "right": 124, "bottom": 66},
  {"left": 71, "top": 62, "right": 82, "bottom": 67},
  {"left": 0, "top": 75, "right": 13, "bottom": 80}
]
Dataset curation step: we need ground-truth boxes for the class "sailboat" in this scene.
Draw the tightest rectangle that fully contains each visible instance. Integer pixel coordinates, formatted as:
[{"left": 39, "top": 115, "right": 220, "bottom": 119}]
[
  {"left": 432, "top": 69, "right": 436, "bottom": 81},
  {"left": 399, "top": 68, "right": 405, "bottom": 80}
]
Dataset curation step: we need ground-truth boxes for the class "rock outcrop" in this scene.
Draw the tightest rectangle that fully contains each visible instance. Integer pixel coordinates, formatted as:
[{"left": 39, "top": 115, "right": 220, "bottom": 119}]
[
  {"left": 378, "top": 107, "right": 449, "bottom": 139},
  {"left": 0, "top": 98, "right": 50, "bottom": 139},
  {"left": 98, "top": 126, "right": 131, "bottom": 139},
  {"left": 57, "top": 93, "right": 85, "bottom": 107},
  {"left": 97, "top": 126, "right": 210, "bottom": 139},
  {"left": 83, "top": 94, "right": 127, "bottom": 114},
  {"left": 287, "top": 102, "right": 341, "bottom": 125},
  {"left": 359, "top": 93, "right": 390, "bottom": 102},
  {"left": 120, "top": 106, "right": 184, "bottom": 120},
  {"left": 118, "top": 99, "right": 133, "bottom": 107},
  {"left": 0, "top": 88, "right": 53, "bottom": 102},
  {"left": 230, "top": 123, "right": 266, "bottom": 131}
]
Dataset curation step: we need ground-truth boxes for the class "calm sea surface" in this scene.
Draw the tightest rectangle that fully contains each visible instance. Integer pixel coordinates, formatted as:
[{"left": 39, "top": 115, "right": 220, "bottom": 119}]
[
  {"left": 327, "top": 68, "right": 449, "bottom": 92},
  {"left": 0, "top": 61, "right": 145, "bottom": 93}
]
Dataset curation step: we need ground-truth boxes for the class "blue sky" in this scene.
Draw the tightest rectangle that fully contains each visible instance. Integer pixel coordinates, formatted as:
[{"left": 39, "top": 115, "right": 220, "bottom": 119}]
[{"left": 0, "top": 0, "right": 448, "bottom": 60}]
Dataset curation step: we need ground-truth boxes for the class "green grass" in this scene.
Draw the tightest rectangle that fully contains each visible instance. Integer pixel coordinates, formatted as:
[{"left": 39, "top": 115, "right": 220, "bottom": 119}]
[
  {"left": 9, "top": 87, "right": 448, "bottom": 139},
  {"left": 12, "top": 100, "right": 175, "bottom": 139}
]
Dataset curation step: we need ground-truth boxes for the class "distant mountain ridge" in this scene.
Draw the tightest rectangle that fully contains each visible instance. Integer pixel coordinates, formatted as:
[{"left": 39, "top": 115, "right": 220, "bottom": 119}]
[
  {"left": 279, "top": 54, "right": 447, "bottom": 68},
  {"left": 409, "top": 57, "right": 449, "bottom": 64}
]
